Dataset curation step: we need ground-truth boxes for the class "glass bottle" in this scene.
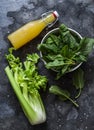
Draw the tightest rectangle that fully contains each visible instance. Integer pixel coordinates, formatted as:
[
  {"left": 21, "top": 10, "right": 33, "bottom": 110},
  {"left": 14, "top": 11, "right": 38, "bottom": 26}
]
[{"left": 8, "top": 11, "right": 59, "bottom": 49}]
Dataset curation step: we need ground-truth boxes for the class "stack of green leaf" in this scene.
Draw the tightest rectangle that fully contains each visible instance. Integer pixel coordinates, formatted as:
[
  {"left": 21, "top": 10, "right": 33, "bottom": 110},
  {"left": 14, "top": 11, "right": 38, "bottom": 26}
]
[
  {"left": 5, "top": 48, "right": 47, "bottom": 125},
  {"left": 38, "top": 24, "right": 94, "bottom": 79}
]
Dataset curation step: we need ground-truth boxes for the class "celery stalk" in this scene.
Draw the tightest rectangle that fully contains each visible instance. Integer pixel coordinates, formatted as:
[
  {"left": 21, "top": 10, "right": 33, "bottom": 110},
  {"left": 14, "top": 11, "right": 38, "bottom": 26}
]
[{"left": 5, "top": 66, "right": 46, "bottom": 125}]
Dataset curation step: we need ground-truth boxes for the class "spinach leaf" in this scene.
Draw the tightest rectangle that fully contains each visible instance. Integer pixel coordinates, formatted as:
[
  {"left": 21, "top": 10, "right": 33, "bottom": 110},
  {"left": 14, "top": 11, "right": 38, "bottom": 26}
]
[
  {"left": 61, "top": 45, "right": 69, "bottom": 57},
  {"left": 46, "top": 59, "right": 65, "bottom": 69},
  {"left": 59, "top": 24, "right": 79, "bottom": 49},
  {"left": 73, "top": 68, "right": 84, "bottom": 98},
  {"left": 45, "top": 54, "right": 64, "bottom": 61},
  {"left": 79, "top": 38, "right": 94, "bottom": 56},
  {"left": 55, "top": 65, "right": 69, "bottom": 80},
  {"left": 50, "top": 34, "right": 60, "bottom": 46},
  {"left": 38, "top": 43, "right": 58, "bottom": 53},
  {"left": 49, "top": 85, "right": 79, "bottom": 107}
]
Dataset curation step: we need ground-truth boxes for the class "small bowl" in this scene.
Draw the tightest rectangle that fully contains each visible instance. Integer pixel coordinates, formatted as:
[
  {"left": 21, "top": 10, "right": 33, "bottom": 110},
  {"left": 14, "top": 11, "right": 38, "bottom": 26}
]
[{"left": 40, "top": 27, "right": 83, "bottom": 73}]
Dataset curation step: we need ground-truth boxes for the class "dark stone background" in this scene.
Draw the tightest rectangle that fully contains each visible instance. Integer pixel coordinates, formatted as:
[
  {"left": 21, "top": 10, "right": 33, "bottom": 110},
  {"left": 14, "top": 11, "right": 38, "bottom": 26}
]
[{"left": 0, "top": 0, "right": 94, "bottom": 130}]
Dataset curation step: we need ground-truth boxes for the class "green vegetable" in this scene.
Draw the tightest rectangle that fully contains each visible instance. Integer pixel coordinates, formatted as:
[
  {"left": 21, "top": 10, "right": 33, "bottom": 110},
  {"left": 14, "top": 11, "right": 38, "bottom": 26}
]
[
  {"left": 49, "top": 85, "right": 79, "bottom": 107},
  {"left": 38, "top": 24, "right": 94, "bottom": 79},
  {"left": 73, "top": 68, "right": 84, "bottom": 98},
  {"left": 78, "top": 37, "right": 94, "bottom": 56},
  {"left": 5, "top": 48, "right": 48, "bottom": 125}
]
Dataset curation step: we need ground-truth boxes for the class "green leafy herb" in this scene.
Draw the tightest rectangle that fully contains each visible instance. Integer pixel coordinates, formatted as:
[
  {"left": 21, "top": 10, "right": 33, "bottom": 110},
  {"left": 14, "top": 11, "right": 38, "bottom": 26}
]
[
  {"left": 49, "top": 85, "right": 79, "bottom": 107},
  {"left": 78, "top": 37, "right": 94, "bottom": 56},
  {"left": 5, "top": 48, "right": 48, "bottom": 125},
  {"left": 73, "top": 68, "right": 84, "bottom": 98},
  {"left": 38, "top": 24, "right": 94, "bottom": 79}
]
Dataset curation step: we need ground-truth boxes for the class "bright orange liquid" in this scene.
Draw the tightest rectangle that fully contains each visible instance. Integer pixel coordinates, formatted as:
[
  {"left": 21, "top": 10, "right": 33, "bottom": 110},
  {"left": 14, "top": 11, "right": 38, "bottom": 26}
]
[{"left": 8, "top": 13, "right": 56, "bottom": 49}]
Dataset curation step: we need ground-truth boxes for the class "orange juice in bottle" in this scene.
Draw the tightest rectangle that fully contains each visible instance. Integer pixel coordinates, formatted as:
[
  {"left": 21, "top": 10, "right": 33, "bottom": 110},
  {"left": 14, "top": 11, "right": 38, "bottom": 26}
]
[{"left": 8, "top": 11, "right": 59, "bottom": 49}]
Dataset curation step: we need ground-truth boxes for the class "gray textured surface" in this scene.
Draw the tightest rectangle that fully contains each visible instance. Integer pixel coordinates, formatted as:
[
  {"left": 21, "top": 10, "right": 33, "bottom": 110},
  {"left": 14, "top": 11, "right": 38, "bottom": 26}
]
[{"left": 0, "top": 0, "right": 94, "bottom": 130}]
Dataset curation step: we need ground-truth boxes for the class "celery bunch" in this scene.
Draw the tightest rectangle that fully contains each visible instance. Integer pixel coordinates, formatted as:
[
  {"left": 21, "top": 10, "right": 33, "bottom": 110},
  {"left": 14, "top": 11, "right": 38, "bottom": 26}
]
[{"left": 5, "top": 48, "right": 47, "bottom": 125}]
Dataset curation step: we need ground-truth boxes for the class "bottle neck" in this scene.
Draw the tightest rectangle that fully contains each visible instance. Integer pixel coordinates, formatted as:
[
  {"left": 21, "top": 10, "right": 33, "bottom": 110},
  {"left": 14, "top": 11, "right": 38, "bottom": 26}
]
[{"left": 42, "top": 13, "right": 56, "bottom": 27}]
